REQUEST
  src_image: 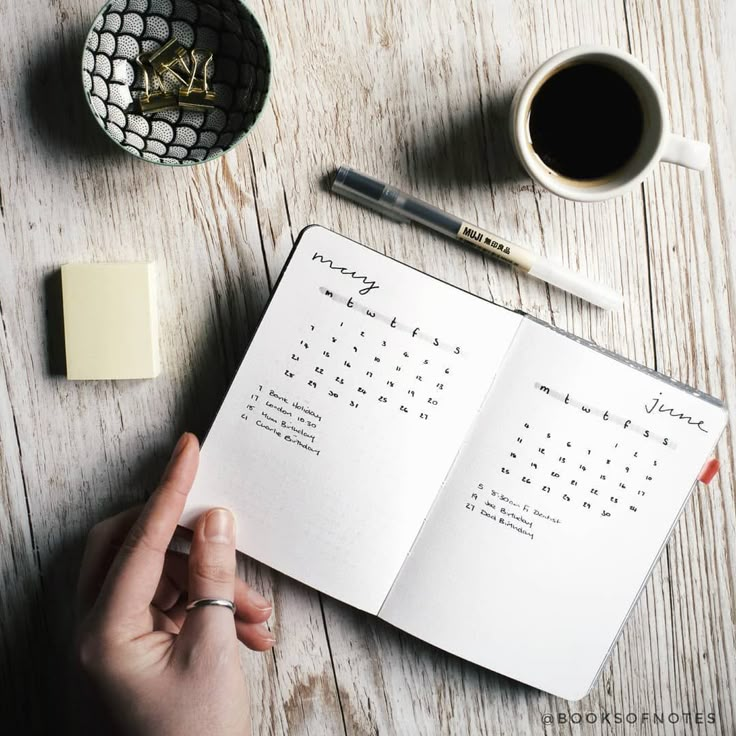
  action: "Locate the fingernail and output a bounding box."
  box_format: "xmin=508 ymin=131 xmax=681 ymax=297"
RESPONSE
xmin=247 ymin=588 xmax=272 ymax=611
xmin=260 ymin=623 xmax=276 ymax=643
xmin=204 ymin=508 xmax=235 ymax=543
xmin=172 ymin=433 xmax=190 ymax=458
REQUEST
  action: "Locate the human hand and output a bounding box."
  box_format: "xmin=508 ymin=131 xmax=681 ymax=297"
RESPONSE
xmin=76 ymin=433 xmax=274 ymax=736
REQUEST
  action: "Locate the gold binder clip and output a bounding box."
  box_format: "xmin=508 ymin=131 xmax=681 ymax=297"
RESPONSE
xmin=178 ymin=50 xmax=216 ymax=110
xmin=136 ymin=53 xmax=178 ymax=113
xmin=148 ymin=38 xmax=191 ymax=81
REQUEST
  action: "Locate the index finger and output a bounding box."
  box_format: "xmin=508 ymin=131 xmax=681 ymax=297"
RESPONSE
xmin=77 ymin=505 xmax=143 ymax=617
xmin=96 ymin=433 xmax=200 ymax=623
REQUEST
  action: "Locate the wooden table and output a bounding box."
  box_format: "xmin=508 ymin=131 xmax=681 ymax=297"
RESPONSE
xmin=2 ymin=1 xmax=734 ymax=733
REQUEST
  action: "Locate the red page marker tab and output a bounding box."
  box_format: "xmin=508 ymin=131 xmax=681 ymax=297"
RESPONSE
xmin=698 ymin=458 xmax=720 ymax=484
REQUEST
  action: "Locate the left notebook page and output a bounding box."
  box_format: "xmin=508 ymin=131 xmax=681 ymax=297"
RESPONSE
xmin=182 ymin=226 xmax=523 ymax=613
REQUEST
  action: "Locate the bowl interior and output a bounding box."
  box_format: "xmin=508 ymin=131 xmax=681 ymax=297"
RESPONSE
xmin=82 ymin=0 xmax=270 ymax=165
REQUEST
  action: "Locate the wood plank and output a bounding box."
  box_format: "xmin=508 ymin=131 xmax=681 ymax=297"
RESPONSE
xmin=0 ymin=0 xmax=344 ymax=732
xmin=0 ymin=299 xmax=47 ymax=732
xmin=622 ymin=1 xmax=736 ymax=733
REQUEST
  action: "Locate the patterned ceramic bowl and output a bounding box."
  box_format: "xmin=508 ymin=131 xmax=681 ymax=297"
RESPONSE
xmin=82 ymin=0 xmax=271 ymax=165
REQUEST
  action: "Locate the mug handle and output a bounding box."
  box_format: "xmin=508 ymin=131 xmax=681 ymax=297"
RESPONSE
xmin=661 ymin=133 xmax=710 ymax=171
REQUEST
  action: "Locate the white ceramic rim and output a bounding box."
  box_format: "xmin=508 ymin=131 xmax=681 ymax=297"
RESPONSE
xmin=510 ymin=45 xmax=670 ymax=202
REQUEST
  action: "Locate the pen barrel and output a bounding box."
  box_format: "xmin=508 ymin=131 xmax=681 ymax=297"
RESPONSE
xmin=331 ymin=166 xmax=622 ymax=310
xmin=456 ymin=222 xmax=535 ymax=271
xmin=457 ymin=223 xmax=621 ymax=310
xmin=393 ymin=192 xmax=465 ymax=237
xmin=528 ymin=258 xmax=622 ymax=310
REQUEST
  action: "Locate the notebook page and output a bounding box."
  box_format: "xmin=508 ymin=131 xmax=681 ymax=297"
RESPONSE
xmin=181 ymin=226 xmax=522 ymax=614
xmin=380 ymin=318 xmax=726 ymax=697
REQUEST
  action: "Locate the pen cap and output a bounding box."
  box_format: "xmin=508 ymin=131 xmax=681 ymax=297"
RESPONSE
xmin=332 ymin=166 xmax=411 ymax=223
xmin=528 ymin=258 xmax=623 ymax=310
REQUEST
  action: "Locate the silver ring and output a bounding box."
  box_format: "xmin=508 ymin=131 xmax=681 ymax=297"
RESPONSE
xmin=185 ymin=597 xmax=237 ymax=615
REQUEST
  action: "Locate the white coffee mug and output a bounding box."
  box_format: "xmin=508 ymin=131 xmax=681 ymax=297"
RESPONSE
xmin=510 ymin=45 xmax=709 ymax=202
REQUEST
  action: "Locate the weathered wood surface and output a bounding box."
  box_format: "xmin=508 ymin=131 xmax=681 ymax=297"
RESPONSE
xmin=1 ymin=0 xmax=734 ymax=733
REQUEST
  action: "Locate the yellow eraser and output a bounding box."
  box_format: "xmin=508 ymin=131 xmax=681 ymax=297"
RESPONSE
xmin=61 ymin=262 xmax=160 ymax=380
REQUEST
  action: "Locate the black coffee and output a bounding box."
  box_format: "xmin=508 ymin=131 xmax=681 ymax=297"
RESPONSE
xmin=528 ymin=62 xmax=644 ymax=180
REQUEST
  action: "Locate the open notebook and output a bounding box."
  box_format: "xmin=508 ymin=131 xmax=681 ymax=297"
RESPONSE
xmin=181 ymin=225 xmax=727 ymax=699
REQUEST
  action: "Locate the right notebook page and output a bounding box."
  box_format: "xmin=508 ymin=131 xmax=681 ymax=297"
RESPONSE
xmin=379 ymin=318 xmax=727 ymax=700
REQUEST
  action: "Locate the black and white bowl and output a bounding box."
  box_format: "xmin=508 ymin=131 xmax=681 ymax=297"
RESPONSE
xmin=82 ymin=0 xmax=271 ymax=165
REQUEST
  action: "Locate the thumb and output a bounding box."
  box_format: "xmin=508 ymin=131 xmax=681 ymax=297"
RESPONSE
xmin=179 ymin=508 xmax=238 ymax=649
